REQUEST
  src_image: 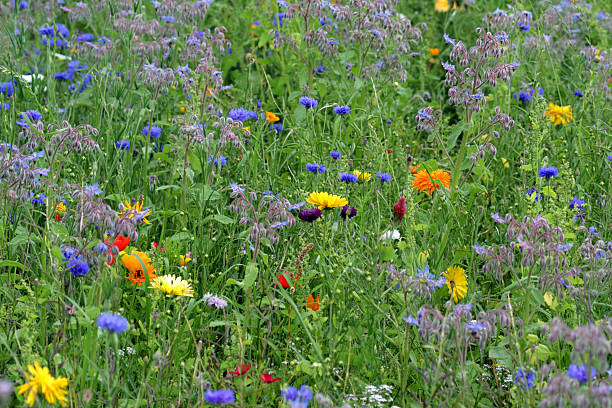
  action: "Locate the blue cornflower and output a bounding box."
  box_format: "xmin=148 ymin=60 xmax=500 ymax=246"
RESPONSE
xmin=270 ymin=123 xmax=283 ymax=133
xmin=29 ymin=192 xmax=46 ymax=205
xmin=514 ymin=91 xmax=532 ymax=103
xmin=67 ymin=258 xmax=89 ymax=276
xmin=569 ymin=197 xmax=584 ymax=209
xmin=282 ymin=385 xmax=312 ymax=408
xmin=19 ymin=0 xmax=29 ymax=9
xmin=298 ymin=96 xmax=318 ymax=109
xmin=574 ymin=90 xmax=583 ymax=98
xmin=83 ymin=182 xmax=103 ymax=197
xmin=538 ymin=166 xmax=558 ymax=178
xmin=273 ymin=11 xmax=285 ymax=27
xmin=514 ymin=367 xmax=536 ymax=390
xmin=518 ymin=22 xmax=530 ymax=31
xmin=96 ymin=313 xmax=129 ymax=333
xmin=376 ymin=172 xmax=391 ymax=183
xmin=607 ymin=155 xmax=612 ymax=161
xmin=330 ymin=151 xmax=341 ymax=160
xmin=16 ymin=110 xmax=42 ymax=127
xmin=228 ymin=108 xmax=252 ymax=122
xmin=116 ymin=140 xmax=131 ymax=150
xmin=205 ymin=389 xmax=235 ymax=405
xmin=527 ymin=187 xmax=541 ymax=202
xmin=333 ymin=105 xmax=351 ymax=115
xmin=306 ymin=163 xmax=320 ymax=173
xmin=77 ymin=33 xmax=95 ymax=42
xmin=567 ymin=364 xmax=596 ymax=384
xmin=0 ymin=80 xmax=14 ymax=97
xmin=142 ymin=125 xmax=162 ymax=138
xmin=208 ymin=155 xmax=227 ymax=167
xmin=312 ymin=65 xmax=326 ymax=74
xmin=339 ymin=173 xmax=358 ymax=183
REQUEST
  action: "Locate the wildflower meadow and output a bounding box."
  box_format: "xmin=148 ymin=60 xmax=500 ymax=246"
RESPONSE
xmin=1 ymin=0 xmax=612 ymax=406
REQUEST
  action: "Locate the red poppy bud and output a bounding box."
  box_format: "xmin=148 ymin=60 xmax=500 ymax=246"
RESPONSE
xmin=278 ymin=274 xmax=290 ymax=288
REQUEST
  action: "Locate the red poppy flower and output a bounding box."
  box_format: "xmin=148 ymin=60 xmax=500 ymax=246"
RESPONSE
xmin=112 ymin=235 xmax=130 ymax=251
xmin=386 ymin=149 xmax=392 ymax=154
xmin=229 ymin=364 xmax=251 ymax=376
xmin=152 ymin=241 xmax=165 ymax=252
xmin=260 ymin=373 xmax=281 ymax=383
xmin=278 ymin=274 xmax=290 ymax=288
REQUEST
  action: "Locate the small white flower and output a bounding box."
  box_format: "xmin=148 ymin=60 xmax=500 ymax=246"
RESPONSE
xmin=380 ymin=229 xmax=401 ymax=241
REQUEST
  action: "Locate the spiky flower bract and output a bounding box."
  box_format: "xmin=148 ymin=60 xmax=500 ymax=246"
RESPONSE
xmin=442 ymin=266 xmax=468 ymax=302
xmin=306 ymin=192 xmax=348 ymax=210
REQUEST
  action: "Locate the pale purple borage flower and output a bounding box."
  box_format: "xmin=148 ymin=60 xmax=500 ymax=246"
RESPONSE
xmin=538 ymin=317 xmax=612 ymax=408
xmin=386 ymin=264 xmax=445 ymax=299
xmin=229 ymin=184 xmax=298 ymax=245
xmin=271 ymin=0 xmax=426 ymax=83
xmin=202 ymin=293 xmax=228 ymax=310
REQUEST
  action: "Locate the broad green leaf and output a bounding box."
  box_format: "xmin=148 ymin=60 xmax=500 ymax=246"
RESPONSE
xmin=243 ymin=263 xmax=258 ymax=290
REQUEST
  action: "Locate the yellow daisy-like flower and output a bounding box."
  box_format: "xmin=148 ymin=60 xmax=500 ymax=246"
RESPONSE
xmin=544 ymin=103 xmax=573 ymax=125
xmin=306 ymin=192 xmax=348 ymax=210
xmin=119 ymin=197 xmax=151 ymax=225
xmin=352 ymin=170 xmax=372 ymax=182
xmin=442 ymin=266 xmax=468 ymax=302
xmin=55 ymin=202 xmax=66 ymax=217
xmin=17 ymin=362 xmax=69 ymax=407
xmin=150 ymin=274 xmax=194 ymax=297
xmin=435 ymin=0 xmax=450 ymax=12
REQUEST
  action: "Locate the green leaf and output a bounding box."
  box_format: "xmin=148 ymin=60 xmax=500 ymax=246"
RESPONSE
xmin=541 ymin=186 xmax=557 ymax=198
xmin=379 ymin=245 xmax=395 ymax=262
xmin=534 ymin=344 xmax=551 ymax=362
xmin=489 ymin=345 xmax=512 ymax=367
xmin=446 ymin=120 xmax=466 ymax=151
xmin=243 ymin=263 xmax=258 ymax=290
xmin=520 ymin=164 xmax=533 ymax=171
xmin=529 ymin=287 xmax=546 ymax=306
xmin=205 ymin=214 xmax=235 ymax=225
xmin=0 ymin=260 xmax=25 ymax=270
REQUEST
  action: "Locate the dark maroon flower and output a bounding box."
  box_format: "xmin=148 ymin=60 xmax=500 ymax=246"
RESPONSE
xmin=340 ymin=205 xmax=357 ymax=219
xmin=393 ymin=197 xmax=406 ymax=221
xmin=298 ymin=208 xmax=322 ymax=222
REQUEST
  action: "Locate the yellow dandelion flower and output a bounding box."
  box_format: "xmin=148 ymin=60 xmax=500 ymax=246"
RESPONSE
xmin=352 ymin=170 xmax=372 ymax=182
xmin=435 ymin=0 xmax=450 ymax=12
xmin=442 ymin=265 xmax=468 ymax=302
xmin=150 ymin=274 xmax=194 ymax=297
xmin=17 ymin=362 xmax=69 ymax=407
xmin=306 ymin=192 xmax=348 ymax=210
xmin=544 ymin=103 xmax=573 ymax=125
xmin=119 ymin=197 xmax=151 ymax=225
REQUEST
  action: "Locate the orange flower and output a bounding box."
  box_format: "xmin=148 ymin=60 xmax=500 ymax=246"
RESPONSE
xmin=429 ymin=48 xmax=440 ymax=56
xmin=306 ymin=295 xmax=320 ymax=311
xmin=409 ymin=164 xmax=421 ymax=175
xmin=412 ymin=169 xmax=451 ymax=195
xmin=121 ymin=251 xmax=157 ymax=285
xmin=265 ymin=111 xmax=280 ymax=122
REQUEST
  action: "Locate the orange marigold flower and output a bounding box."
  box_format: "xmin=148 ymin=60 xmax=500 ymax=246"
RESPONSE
xmin=121 ymin=251 xmax=157 ymax=286
xmin=409 ymin=164 xmax=421 ymax=175
xmin=265 ymin=111 xmax=280 ymax=123
xmin=306 ymin=294 xmax=320 ymax=311
xmin=429 ymin=48 xmax=440 ymax=56
xmin=412 ymin=169 xmax=451 ymax=195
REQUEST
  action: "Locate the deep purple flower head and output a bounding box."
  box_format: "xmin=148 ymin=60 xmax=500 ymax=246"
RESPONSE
xmin=298 ymin=96 xmax=318 ymax=109
xmin=574 ymin=90 xmax=583 ymax=98
xmin=116 ymin=140 xmax=130 ymax=150
xmin=298 ymin=208 xmax=322 ymax=223
xmin=142 ymin=125 xmax=162 ymax=138
xmin=567 ymin=364 xmax=596 ymax=384
xmin=333 ymin=105 xmax=351 ymax=115
xmin=96 ymin=313 xmax=129 ymax=333
xmin=204 ymin=389 xmax=235 ymax=405
xmin=538 ymin=166 xmax=558 ymax=178
xmin=340 ymin=205 xmax=357 ymax=219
